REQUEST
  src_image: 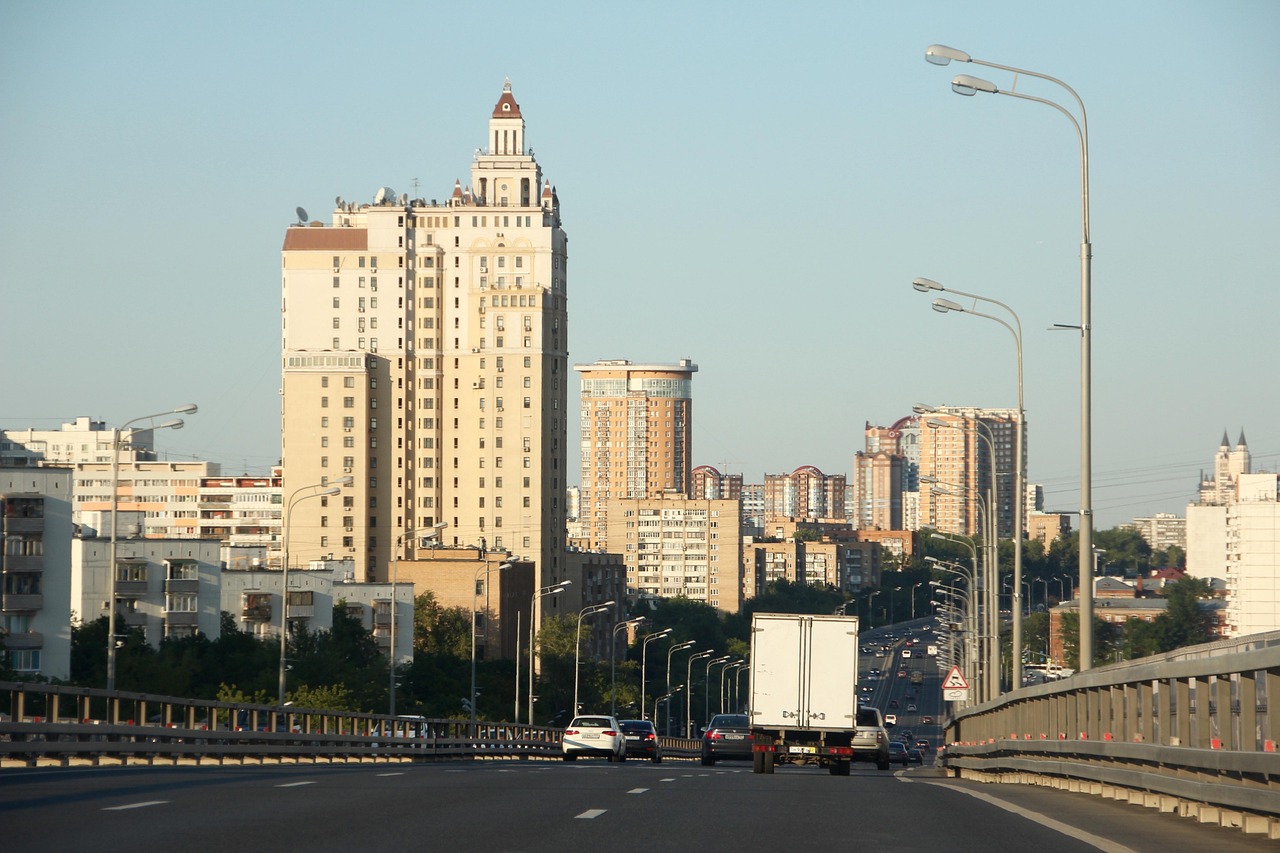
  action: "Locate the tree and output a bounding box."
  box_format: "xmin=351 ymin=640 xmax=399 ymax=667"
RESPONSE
xmin=413 ymin=591 xmax=470 ymax=657
xmin=1151 ymin=578 xmax=1215 ymax=651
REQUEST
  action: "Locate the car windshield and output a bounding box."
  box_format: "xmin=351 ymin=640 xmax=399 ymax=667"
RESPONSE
xmin=709 ymin=715 xmax=748 ymax=728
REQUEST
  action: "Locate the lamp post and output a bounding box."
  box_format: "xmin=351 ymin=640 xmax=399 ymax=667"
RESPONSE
xmin=914 ymin=277 xmax=1025 ymax=688
xmin=910 ymin=582 xmax=924 ymax=621
xmin=734 ymin=662 xmax=749 ymax=712
xmin=639 ymin=628 xmax=671 ymax=721
xmin=665 ymin=640 xmax=696 ymax=735
xmin=279 ymin=475 xmax=350 ymax=705
xmin=654 ymin=686 xmax=682 ymax=731
xmin=686 ymin=649 xmax=715 ymax=736
xmin=105 ymin=405 xmax=197 ymax=692
xmin=526 ymin=580 xmax=570 ymax=724
xmin=925 ymin=43 xmax=1092 ymax=671
xmin=705 ymin=656 xmax=733 ymax=727
xmin=930 ymin=533 xmax=983 ymax=702
xmin=391 ymin=522 xmax=447 ymax=717
xmin=572 ymin=601 xmax=615 ymax=716
xmin=868 ymin=590 xmax=881 ymax=626
xmin=610 ymin=617 xmax=644 ymax=717
xmin=722 ymin=661 xmax=746 ymax=714
xmin=471 ymin=561 xmax=513 ymax=729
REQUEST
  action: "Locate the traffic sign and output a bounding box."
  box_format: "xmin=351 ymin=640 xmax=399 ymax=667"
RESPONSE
xmin=941 ymin=666 xmax=969 ymax=690
xmin=943 ymin=688 xmax=970 ymax=702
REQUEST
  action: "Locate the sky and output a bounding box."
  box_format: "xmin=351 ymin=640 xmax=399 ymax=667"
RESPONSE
xmin=3 ymin=1 xmax=1277 ymax=531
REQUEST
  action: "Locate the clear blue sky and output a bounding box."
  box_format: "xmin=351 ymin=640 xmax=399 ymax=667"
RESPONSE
xmin=3 ymin=1 xmax=1277 ymax=530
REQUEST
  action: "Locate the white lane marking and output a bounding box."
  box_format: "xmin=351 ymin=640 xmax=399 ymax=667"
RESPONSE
xmin=627 ymin=787 xmax=649 ymax=794
xmin=575 ymin=809 xmax=607 ymax=819
xmin=275 ymin=781 xmax=315 ymax=788
xmin=103 ymin=800 xmax=168 ymax=811
xmin=900 ymin=777 xmax=1139 ymax=853
xmin=376 ymin=772 xmax=404 ymax=777
xmin=660 ymin=778 xmax=677 ymax=782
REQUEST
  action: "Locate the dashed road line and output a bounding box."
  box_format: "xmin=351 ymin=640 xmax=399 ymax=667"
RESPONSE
xmin=103 ymin=801 xmax=168 ymax=811
xmin=275 ymin=781 xmax=315 ymax=788
xmin=376 ymin=772 xmax=405 ymax=777
xmin=575 ymin=809 xmax=608 ymax=819
xmin=627 ymin=787 xmax=649 ymax=794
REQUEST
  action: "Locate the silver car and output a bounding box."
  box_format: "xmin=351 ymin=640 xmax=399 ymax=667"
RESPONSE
xmin=562 ymin=715 xmax=627 ymax=762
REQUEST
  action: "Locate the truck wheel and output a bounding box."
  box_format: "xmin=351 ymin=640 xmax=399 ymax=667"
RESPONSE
xmin=829 ymin=760 xmax=850 ymax=776
xmin=752 ymin=752 xmax=764 ymax=774
xmin=762 ymin=751 xmax=775 ymax=775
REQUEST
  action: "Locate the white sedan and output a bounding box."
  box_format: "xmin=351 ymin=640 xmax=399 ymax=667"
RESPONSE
xmin=562 ymin=715 xmax=627 ymax=762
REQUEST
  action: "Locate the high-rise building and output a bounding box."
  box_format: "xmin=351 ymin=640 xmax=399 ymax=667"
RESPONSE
xmin=280 ymin=82 xmax=569 ymax=593
xmin=852 ymin=417 xmax=919 ymax=531
xmin=916 ymin=407 xmax=1020 ymax=540
xmin=762 ymin=466 xmax=846 ymax=531
xmin=575 ymin=358 xmax=697 ymax=550
xmin=1199 ymin=430 xmax=1251 ymax=505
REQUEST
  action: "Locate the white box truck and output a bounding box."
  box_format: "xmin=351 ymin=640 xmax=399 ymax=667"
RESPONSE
xmin=748 ymin=612 xmax=864 ymax=775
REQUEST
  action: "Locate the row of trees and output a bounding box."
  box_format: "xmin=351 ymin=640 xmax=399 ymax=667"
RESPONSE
xmin=30 ymin=525 xmax=1210 ymax=720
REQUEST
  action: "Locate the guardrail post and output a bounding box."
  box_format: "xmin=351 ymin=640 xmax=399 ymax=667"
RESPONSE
xmin=1214 ymin=676 xmax=1232 ymax=750
xmin=1175 ymin=678 xmax=1191 ymax=746
xmin=1139 ymin=680 xmax=1154 ymax=743
xmin=1266 ymin=670 xmax=1280 ymax=749
xmin=1195 ymin=675 xmax=1212 ymax=749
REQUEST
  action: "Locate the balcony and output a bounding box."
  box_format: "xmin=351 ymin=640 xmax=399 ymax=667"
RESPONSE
xmin=3 ymin=555 xmax=43 ymax=573
xmin=115 ymin=580 xmax=149 ymax=596
xmin=165 ymin=578 xmax=199 ymax=594
xmin=242 ymin=604 xmax=272 ymax=621
xmin=3 ymin=631 xmax=43 ymax=650
xmin=1 ymin=593 xmax=42 ymax=611
xmin=122 ymin=611 xmax=147 ymax=627
xmin=166 ymin=611 xmax=198 ymax=627
xmin=2 ymin=516 xmax=44 ymax=534
xmin=287 ymin=604 xmax=314 ymax=619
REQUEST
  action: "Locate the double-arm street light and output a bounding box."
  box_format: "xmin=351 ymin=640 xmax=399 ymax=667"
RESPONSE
xmin=925 ymin=43 xmax=1093 ymax=670
xmin=279 ymin=475 xmax=352 ymax=705
xmin=106 ymin=405 xmax=197 ymax=692
xmin=639 ymin=628 xmax=672 ymax=721
xmin=572 ymin=601 xmax=615 ymax=717
xmin=722 ymin=661 xmax=747 ymax=714
xmin=914 ymin=277 xmax=1026 ymax=688
xmin=686 ymin=649 xmax=715 ymax=736
xmin=526 ymin=580 xmax=571 ymax=724
xmin=654 ymin=685 xmax=683 ymax=732
xmin=706 ymin=656 xmax=735 ymax=728
xmin=392 ymin=522 xmax=447 ymax=717
xmin=665 ymin=640 xmax=697 ymax=735
xmin=471 ymin=560 xmax=513 ymax=729
xmin=610 ymin=617 xmax=645 ymax=717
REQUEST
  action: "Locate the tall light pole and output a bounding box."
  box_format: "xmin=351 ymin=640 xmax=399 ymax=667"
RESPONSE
xmin=930 ymin=533 xmax=983 ymax=702
xmin=391 ymin=521 xmax=447 ymax=717
xmin=734 ymin=662 xmax=749 ymax=712
xmin=722 ymin=661 xmax=746 ymax=714
xmin=471 ymin=561 xmax=512 ymax=729
xmin=664 ymin=640 xmax=696 ymax=735
xmin=910 ymin=582 xmax=924 ymax=621
xmin=105 ymin=405 xmax=196 ymax=692
xmin=654 ymin=686 xmax=682 ymax=731
xmin=914 ymin=278 xmax=1026 ymax=688
xmin=526 ymin=580 xmax=570 ymax=724
xmin=610 ymin=617 xmax=644 ymax=717
xmin=639 ymin=628 xmax=672 ymax=721
xmin=573 ymin=601 xmax=615 ymax=716
xmin=925 ymin=43 xmax=1092 ymax=670
xmin=686 ymin=649 xmax=715 ymax=736
xmin=279 ymin=476 xmax=350 ymax=705
xmin=706 ymin=656 xmax=734 ymax=726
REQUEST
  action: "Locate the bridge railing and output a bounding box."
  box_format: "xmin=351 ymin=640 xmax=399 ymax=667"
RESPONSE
xmin=942 ymin=631 xmax=1280 ymax=835
xmin=0 ymin=680 xmax=701 ymax=767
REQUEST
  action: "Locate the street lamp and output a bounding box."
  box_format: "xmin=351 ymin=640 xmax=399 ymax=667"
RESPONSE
xmin=665 ymin=640 xmax=696 ymax=735
xmin=526 ymin=580 xmax=570 ymax=724
xmin=930 ymin=532 xmax=984 ymax=702
xmin=654 ymin=685 xmax=683 ymax=731
xmin=105 ymin=405 xmax=197 ymax=692
xmin=471 ymin=561 xmax=513 ymax=729
xmin=910 ymin=582 xmax=924 ymax=621
xmin=925 ymin=43 xmax=1093 ymax=670
xmin=734 ymin=662 xmax=749 ymax=712
xmin=572 ymin=601 xmax=615 ymax=716
xmin=610 ymin=617 xmax=645 ymax=717
xmin=639 ymin=628 xmax=672 ymax=721
xmin=722 ymin=661 xmax=746 ymax=714
xmin=279 ymin=475 xmax=351 ymax=705
xmin=391 ymin=521 xmax=447 ymax=717
xmin=914 ymin=277 xmax=1025 ymax=688
xmin=706 ymin=656 xmax=734 ymax=728
xmin=686 ymin=649 xmax=715 ymax=736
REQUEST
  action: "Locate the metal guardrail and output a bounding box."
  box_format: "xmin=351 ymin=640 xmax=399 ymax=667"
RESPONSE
xmin=0 ymin=681 xmax=701 ymax=767
xmin=941 ymin=631 xmax=1280 ymax=837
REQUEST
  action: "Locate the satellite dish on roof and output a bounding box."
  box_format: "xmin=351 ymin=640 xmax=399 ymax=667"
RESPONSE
xmin=398 ymin=193 xmax=408 ymax=205
xmin=373 ymin=186 xmax=395 ymax=205
xmin=296 ymin=206 xmax=308 ymax=223
xmin=335 ymin=195 xmax=344 ymax=208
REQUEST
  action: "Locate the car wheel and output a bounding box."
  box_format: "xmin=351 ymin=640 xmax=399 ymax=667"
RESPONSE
xmin=701 ymin=754 xmax=715 ymax=766
xmin=563 ymin=754 xmax=576 ymax=762
xmin=877 ymin=757 xmax=890 ymax=771
xmin=618 ymin=749 xmax=626 ymax=762
xmin=607 ymin=750 xmax=617 ymax=763
xmin=652 ymin=755 xmax=662 ymax=764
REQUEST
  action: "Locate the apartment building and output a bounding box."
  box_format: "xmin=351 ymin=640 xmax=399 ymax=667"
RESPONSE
xmin=762 ymin=466 xmax=846 ymax=531
xmin=741 ymin=536 xmax=881 ymax=600
xmin=916 ymin=406 xmax=1020 ymax=540
xmin=74 ymin=461 xmax=219 ymax=539
xmin=198 ymin=470 xmax=282 ymax=552
xmin=601 ymin=494 xmax=742 ymax=613
xmin=575 ymin=358 xmax=697 ymax=550
xmin=1 ymin=417 xmax=163 ymax=467
xmin=280 ymin=82 xmax=569 ymax=607
xmin=1 ymin=468 xmax=73 ymax=680
xmin=1123 ymin=512 xmax=1187 ymax=552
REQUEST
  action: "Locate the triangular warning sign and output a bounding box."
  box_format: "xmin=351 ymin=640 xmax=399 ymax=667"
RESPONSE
xmin=942 ymin=666 xmax=969 ymax=690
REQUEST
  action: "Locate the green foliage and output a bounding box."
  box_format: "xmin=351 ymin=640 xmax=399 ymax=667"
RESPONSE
xmin=413 ymin=591 xmax=471 ymax=657
xmin=288 ymin=682 xmax=357 ymax=712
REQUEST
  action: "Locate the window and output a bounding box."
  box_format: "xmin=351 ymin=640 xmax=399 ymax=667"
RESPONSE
xmin=166 ymin=593 xmax=197 ymax=613
xmin=344 ymin=397 xmax=355 ymax=408
xmin=333 ymin=317 xmax=341 ymax=329
xmin=344 ymin=376 xmax=355 ymax=388
xmin=320 ymin=397 xmax=329 ymax=408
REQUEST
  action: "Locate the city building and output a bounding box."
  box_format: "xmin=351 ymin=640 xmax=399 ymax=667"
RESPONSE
xmin=739 ymin=483 xmax=764 ymax=537
xmin=575 ymin=358 xmax=697 ymax=550
xmin=1 ymin=468 xmax=73 ymax=680
xmin=1 ymin=417 xmax=164 ymax=468
xmin=74 ymin=461 xmax=219 ymax=539
xmin=279 ymin=82 xmax=570 ymax=622
xmin=916 ymin=406 xmax=1020 ymax=540
xmin=198 ymin=470 xmax=283 ymax=553
xmin=741 ymin=534 xmax=881 ymax=600
xmin=762 ymin=466 xmax=846 ymax=530
xmin=600 ymin=494 xmax=742 ymax=612
xmin=690 ymin=465 xmax=742 ymax=501
xmin=1199 ymin=430 xmax=1250 ymax=505
xmin=1124 ymin=512 xmax=1187 ymax=552
xmin=852 ymin=417 xmax=918 ymax=531
xmin=1027 ymin=511 xmax=1072 ymax=544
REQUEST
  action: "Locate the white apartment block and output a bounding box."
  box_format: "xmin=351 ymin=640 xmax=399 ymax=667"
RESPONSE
xmin=198 ymin=471 xmax=282 ymax=553
xmin=602 ymin=495 xmax=742 ymax=612
xmin=280 ymin=82 xmax=569 ymax=609
xmin=1124 ymin=512 xmax=1187 ymax=552
xmin=71 ymin=533 xmax=222 ymax=645
xmin=1 ymin=417 xmax=163 ymax=467
xmin=1 ymin=468 xmax=73 ymax=680
xmin=74 ymin=461 xmax=220 ymax=540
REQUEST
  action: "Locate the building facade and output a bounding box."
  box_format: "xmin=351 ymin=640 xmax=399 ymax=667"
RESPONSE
xmin=762 ymin=466 xmax=846 ymax=530
xmin=280 ymin=82 xmax=570 ymax=611
xmin=575 ymin=358 xmax=697 ymax=550
xmin=916 ymin=407 xmax=1020 ymax=540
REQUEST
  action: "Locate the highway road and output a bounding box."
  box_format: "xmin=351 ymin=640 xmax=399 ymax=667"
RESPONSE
xmin=2 ymin=758 xmax=1273 ymax=852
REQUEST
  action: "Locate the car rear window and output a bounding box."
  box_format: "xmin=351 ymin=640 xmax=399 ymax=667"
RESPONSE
xmin=620 ymin=721 xmax=652 ymax=733
xmin=571 ymin=717 xmax=609 ymax=728
xmin=710 ymin=715 xmax=748 ymax=727
xmin=856 ymin=708 xmax=882 ymax=726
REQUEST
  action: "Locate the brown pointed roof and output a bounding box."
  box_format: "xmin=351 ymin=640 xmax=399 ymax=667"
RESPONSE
xmin=492 ymin=80 xmax=521 ymax=118
xmin=451 ymin=180 xmax=463 ymax=200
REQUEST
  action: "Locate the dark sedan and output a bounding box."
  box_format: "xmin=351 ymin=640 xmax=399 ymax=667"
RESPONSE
xmin=701 ymin=713 xmax=753 ymax=765
xmin=619 ymin=719 xmax=663 ymax=763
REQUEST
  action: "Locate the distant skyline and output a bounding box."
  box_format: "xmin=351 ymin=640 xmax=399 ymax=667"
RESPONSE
xmin=3 ymin=1 xmax=1277 ymax=530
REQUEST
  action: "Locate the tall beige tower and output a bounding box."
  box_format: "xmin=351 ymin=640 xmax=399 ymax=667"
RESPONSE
xmin=575 ymin=359 xmax=697 ymax=550
xmin=281 ymin=81 xmax=569 ymax=591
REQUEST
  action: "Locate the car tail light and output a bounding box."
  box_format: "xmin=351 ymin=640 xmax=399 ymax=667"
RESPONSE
xmin=707 ymin=731 xmax=722 ymax=740
xmin=565 ymin=729 xmax=579 ymax=736
xmin=829 ymin=747 xmax=852 ymax=756
xmin=603 ymin=730 xmax=618 ymax=737
xmin=645 ymin=733 xmax=656 ymax=741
